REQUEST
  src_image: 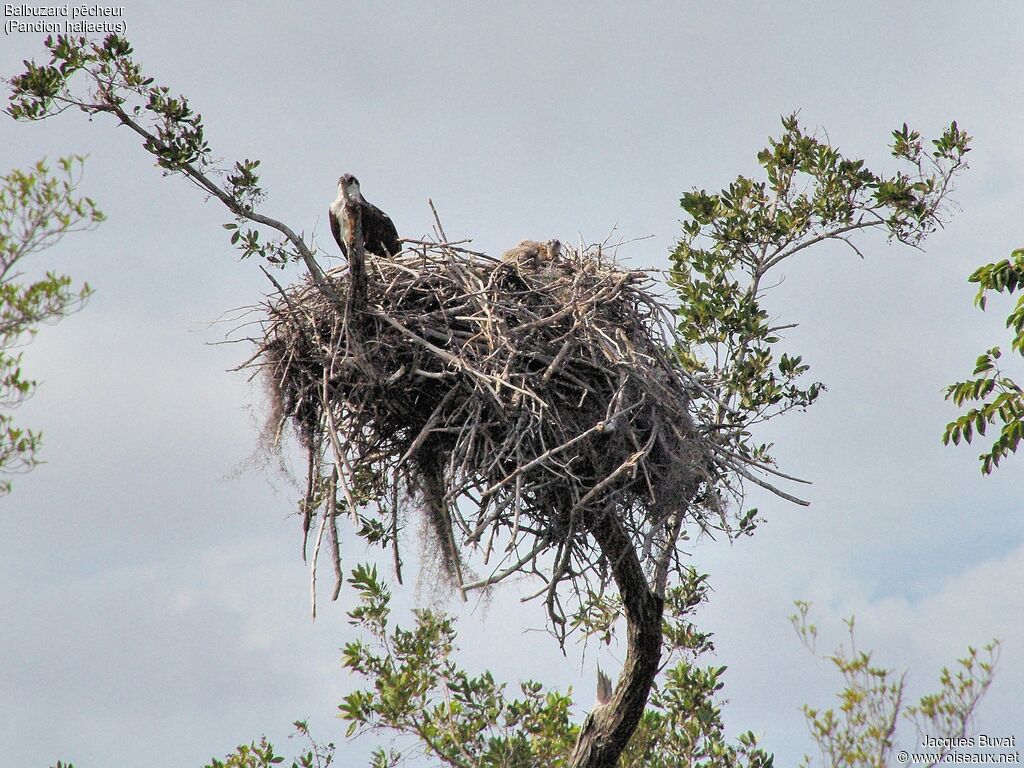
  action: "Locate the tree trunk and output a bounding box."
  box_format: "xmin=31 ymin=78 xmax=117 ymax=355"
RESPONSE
xmin=569 ymin=505 xmax=664 ymax=768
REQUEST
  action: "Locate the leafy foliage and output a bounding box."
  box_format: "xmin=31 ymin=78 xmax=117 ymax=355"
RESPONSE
xmin=339 ymin=563 xmax=578 ymax=767
xmin=203 ymin=722 xmax=334 ymax=768
xmin=228 ymin=578 xmax=997 ymax=768
xmin=337 ymin=563 xmax=772 ymax=768
xmin=0 ymin=156 xmax=102 ymax=494
xmin=46 ymin=589 xmax=1000 ymax=768
xmin=8 ymin=34 xmax=315 ymax=270
xmin=943 ymin=249 xmax=1024 ymax=473
xmin=792 ymin=602 xmax=998 ymax=768
xmin=673 ymin=114 xmax=970 ymax=511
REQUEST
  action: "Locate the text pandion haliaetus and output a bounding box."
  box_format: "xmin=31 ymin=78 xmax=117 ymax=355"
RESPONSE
xmin=329 ymin=174 xmax=401 ymax=258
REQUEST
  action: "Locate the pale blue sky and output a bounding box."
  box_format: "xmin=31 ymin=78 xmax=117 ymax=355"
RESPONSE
xmin=1 ymin=2 xmax=1022 ymax=766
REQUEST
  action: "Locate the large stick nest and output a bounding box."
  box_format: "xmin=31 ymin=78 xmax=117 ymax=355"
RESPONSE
xmin=252 ymin=238 xmax=725 ymax=626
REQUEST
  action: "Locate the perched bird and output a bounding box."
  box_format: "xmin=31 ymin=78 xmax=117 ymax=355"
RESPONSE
xmin=329 ymin=173 xmax=401 ymax=258
xmin=546 ymin=239 xmax=562 ymax=261
xmin=500 ymin=238 xmax=561 ymax=269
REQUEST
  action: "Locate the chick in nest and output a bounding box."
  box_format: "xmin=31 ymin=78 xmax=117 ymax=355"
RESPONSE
xmin=500 ymin=239 xmax=562 ymax=269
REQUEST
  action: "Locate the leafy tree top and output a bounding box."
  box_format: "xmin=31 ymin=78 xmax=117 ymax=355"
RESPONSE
xmin=0 ymin=156 xmax=102 ymax=493
xmin=8 ymin=34 xmax=329 ymax=284
xmin=672 ymin=113 xmax=969 ymax=510
xmin=943 ymin=248 xmax=1023 ymax=473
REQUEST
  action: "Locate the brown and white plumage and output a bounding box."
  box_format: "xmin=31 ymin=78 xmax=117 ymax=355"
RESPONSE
xmin=329 ymin=174 xmax=401 ymax=258
xmin=500 ymin=238 xmax=561 ymax=269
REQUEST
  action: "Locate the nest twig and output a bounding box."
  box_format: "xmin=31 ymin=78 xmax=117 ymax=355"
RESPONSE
xmin=249 ymin=236 xmax=728 ymax=630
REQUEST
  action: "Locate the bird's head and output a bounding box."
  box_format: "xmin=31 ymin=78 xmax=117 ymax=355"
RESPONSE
xmin=337 ymin=173 xmax=362 ymax=200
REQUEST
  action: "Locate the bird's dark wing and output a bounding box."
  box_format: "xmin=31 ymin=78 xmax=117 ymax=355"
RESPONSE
xmin=329 ymin=208 xmax=347 ymax=256
xmin=379 ymin=212 xmax=401 ymax=256
xmin=363 ymin=201 xmax=401 ymax=256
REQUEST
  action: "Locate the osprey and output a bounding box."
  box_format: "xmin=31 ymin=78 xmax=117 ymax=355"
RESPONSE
xmin=329 ymin=174 xmax=401 ymax=258
xmin=500 ymin=239 xmax=561 ymax=269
